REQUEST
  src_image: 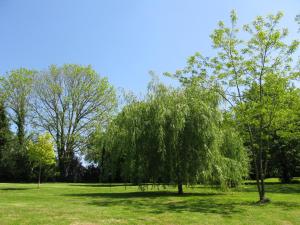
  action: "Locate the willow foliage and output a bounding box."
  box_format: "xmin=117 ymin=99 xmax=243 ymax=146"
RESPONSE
xmin=100 ymin=79 xmax=248 ymax=193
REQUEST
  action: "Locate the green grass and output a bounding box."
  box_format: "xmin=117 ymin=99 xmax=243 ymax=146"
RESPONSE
xmin=0 ymin=179 xmax=299 ymax=225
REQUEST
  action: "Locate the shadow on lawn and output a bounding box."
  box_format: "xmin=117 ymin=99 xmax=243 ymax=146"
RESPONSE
xmin=0 ymin=187 xmax=32 ymax=191
xmin=69 ymin=184 xmax=132 ymax=188
xmin=90 ymin=198 xmax=246 ymax=215
xmin=64 ymin=191 xmax=247 ymax=216
xmin=243 ymin=183 xmax=300 ymax=194
xmin=64 ymin=187 xmax=300 ymax=215
xmin=272 ymin=201 xmax=300 ymax=209
xmin=66 ymin=191 xmax=222 ymax=198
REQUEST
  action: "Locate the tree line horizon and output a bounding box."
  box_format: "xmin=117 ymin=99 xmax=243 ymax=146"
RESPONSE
xmin=1 ymin=11 xmax=300 ymax=203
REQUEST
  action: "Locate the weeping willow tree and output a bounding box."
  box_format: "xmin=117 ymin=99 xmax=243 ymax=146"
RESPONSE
xmin=161 ymin=81 xmax=222 ymax=194
xmin=89 ymin=78 xmax=248 ymax=194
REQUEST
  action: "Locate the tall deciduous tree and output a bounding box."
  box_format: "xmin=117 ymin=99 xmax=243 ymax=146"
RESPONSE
xmin=31 ymin=64 xmax=116 ymax=180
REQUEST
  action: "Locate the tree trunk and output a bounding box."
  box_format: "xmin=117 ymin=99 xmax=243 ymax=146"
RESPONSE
xmin=100 ymin=147 xmax=106 ymax=182
xmin=58 ymin=150 xmax=71 ymax=181
xmin=38 ymin=163 xmax=41 ymax=189
xmin=256 ymin=67 xmax=269 ymax=204
xmin=280 ymin=148 xmax=292 ymax=183
xmin=254 ymin=154 xmax=261 ymax=197
xmin=58 ymin=156 xmax=66 ymax=180
xmin=258 ymin=141 xmax=266 ymax=202
xmin=16 ymin=113 xmax=25 ymax=148
xmin=178 ymin=180 xmax=183 ymax=195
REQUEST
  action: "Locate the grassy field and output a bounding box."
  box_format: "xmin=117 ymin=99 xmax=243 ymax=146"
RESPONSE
xmin=0 ymin=179 xmax=299 ymax=225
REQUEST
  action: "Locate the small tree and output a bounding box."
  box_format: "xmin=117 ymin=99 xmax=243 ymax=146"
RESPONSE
xmin=28 ymin=133 xmax=55 ymax=188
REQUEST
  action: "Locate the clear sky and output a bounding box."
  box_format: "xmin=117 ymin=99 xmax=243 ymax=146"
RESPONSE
xmin=0 ymin=0 xmax=299 ymax=94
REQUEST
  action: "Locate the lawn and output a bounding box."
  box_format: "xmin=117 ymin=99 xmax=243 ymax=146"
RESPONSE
xmin=0 ymin=179 xmax=299 ymax=225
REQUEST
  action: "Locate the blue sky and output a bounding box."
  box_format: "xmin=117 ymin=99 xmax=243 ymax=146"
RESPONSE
xmin=0 ymin=0 xmax=299 ymax=94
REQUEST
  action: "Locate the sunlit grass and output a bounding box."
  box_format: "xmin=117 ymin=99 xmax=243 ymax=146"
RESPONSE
xmin=0 ymin=179 xmax=299 ymax=225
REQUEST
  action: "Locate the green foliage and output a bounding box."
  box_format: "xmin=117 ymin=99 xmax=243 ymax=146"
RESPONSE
xmin=217 ymin=120 xmax=249 ymax=188
xmin=0 ymin=100 xmax=15 ymax=180
xmin=93 ymin=78 xmax=248 ymax=193
xmin=1 ymin=68 xmax=34 ymax=146
xmin=28 ymin=133 xmax=55 ymax=167
xmin=31 ymin=64 xmax=117 ymax=180
xmin=167 ymin=10 xmax=300 ymax=201
xmin=28 ymin=133 xmax=55 ymax=186
xmin=0 ymin=69 xmax=35 ymax=180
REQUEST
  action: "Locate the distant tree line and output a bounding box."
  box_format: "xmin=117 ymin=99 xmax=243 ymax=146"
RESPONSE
xmin=0 ymin=11 xmax=300 ymax=202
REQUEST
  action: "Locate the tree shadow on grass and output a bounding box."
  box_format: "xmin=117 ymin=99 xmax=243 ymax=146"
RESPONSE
xmin=69 ymin=184 xmax=132 ymax=188
xmin=243 ymin=183 xmax=300 ymax=194
xmin=89 ymin=198 xmax=246 ymax=215
xmin=244 ymin=179 xmax=300 ymax=185
xmin=271 ymin=201 xmax=300 ymax=210
xmin=0 ymin=187 xmax=32 ymax=191
xmin=64 ymin=191 xmax=247 ymax=216
xmin=69 ymin=184 xmax=208 ymax=189
xmin=65 ymin=191 xmax=223 ymax=198
xmin=64 ymin=189 xmax=300 ymax=215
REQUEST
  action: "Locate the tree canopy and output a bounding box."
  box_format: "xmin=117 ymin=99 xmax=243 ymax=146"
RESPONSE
xmin=87 ymin=79 xmax=249 ymax=194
